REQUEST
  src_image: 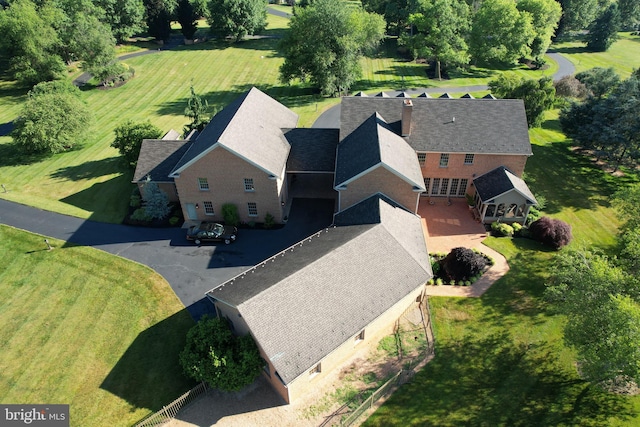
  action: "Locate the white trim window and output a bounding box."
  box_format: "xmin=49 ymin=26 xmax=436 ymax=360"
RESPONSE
xmin=197 ymin=177 xmax=209 ymax=190
xmin=458 ymin=179 xmax=468 ymax=196
xmin=417 ymin=152 xmax=426 ymax=166
xmin=464 ymin=154 xmax=474 ymax=165
xmin=439 ymin=153 xmax=449 ymax=167
xmin=309 ymin=363 xmax=321 ymax=377
xmin=203 ymin=201 xmax=214 ymax=215
xmin=247 ymin=202 xmax=258 ymax=217
xmin=354 ymin=330 xmax=365 ymax=343
xmin=244 ymin=178 xmax=255 ymax=192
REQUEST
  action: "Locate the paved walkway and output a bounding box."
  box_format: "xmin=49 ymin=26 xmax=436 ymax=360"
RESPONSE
xmin=418 ymin=198 xmax=510 ymax=297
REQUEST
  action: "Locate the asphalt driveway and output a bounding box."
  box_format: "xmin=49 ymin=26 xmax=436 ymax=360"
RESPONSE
xmin=0 ymin=198 xmax=334 ymax=318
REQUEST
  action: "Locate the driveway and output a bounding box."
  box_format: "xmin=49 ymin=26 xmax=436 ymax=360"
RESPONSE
xmin=0 ymin=198 xmax=334 ymax=318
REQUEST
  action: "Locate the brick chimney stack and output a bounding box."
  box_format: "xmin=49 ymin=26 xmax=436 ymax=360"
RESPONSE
xmin=401 ymin=99 xmax=413 ymax=136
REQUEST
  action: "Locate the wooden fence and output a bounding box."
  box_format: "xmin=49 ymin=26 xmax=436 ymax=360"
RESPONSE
xmin=134 ymin=382 xmax=209 ymax=427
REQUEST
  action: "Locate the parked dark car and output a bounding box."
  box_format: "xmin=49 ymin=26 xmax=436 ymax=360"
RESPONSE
xmin=186 ymin=222 xmax=238 ymax=245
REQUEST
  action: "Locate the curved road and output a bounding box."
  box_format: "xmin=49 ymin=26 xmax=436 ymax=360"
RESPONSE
xmin=313 ymin=51 xmax=576 ymax=129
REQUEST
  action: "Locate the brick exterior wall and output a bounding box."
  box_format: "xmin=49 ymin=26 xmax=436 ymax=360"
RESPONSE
xmin=338 ymin=166 xmax=421 ymax=214
xmin=174 ymin=146 xmax=285 ymax=224
xmin=418 ymin=153 xmax=528 ymax=197
xmin=137 ymin=182 xmax=179 ymax=203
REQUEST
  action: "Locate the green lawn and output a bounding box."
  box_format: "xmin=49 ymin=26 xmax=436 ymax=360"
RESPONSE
xmin=553 ymin=32 xmax=640 ymax=78
xmin=363 ymin=116 xmax=640 ymax=426
xmin=0 ymin=225 xmax=195 ymax=426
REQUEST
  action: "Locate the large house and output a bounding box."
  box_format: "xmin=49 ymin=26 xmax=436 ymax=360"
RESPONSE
xmin=134 ymin=87 xmax=536 ymax=403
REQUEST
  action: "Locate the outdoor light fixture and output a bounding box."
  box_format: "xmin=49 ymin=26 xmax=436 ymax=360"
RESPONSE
xmin=195 ymin=203 xmax=199 ymax=209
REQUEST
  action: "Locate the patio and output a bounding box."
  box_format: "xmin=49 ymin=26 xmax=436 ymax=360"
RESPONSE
xmin=418 ymin=198 xmax=509 ymax=297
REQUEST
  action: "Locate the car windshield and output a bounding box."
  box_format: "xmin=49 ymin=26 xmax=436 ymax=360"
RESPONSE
xmin=213 ymin=223 xmax=224 ymax=235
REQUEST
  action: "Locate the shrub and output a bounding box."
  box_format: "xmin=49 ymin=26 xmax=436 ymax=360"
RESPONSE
xmin=491 ymin=221 xmax=514 ymax=237
xmin=169 ymin=216 xmax=180 ymax=225
xmin=222 ymin=203 xmax=240 ymax=226
xmin=430 ymin=258 xmax=441 ymax=276
xmin=141 ymin=178 xmax=171 ymax=220
xmin=464 ymin=281 xmax=471 ymax=286
xmin=131 ymin=208 xmax=151 ymax=222
xmin=112 ymin=121 xmax=162 ymax=167
xmin=263 ymin=212 xmax=275 ymax=229
xmin=130 ymin=193 xmax=141 ymax=208
xmin=441 ymin=247 xmax=489 ymax=282
xmin=436 ymin=278 xmax=444 ymax=286
xmin=529 ymin=216 xmax=573 ymax=249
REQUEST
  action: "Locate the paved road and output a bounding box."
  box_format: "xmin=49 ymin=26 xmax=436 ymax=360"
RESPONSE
xmin=0 ymin=198 xmax=334 ymax=318
xmin=313 ymin=55 xmax=576 ymax=129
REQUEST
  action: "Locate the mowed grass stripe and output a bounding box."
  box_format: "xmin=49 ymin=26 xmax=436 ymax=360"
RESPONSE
xmin=0 ymin=226 xmax=194 ymax=425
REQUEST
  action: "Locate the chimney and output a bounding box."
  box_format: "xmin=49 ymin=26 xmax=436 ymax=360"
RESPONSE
xmin=401 ymin=99 xmax=413 ymax=136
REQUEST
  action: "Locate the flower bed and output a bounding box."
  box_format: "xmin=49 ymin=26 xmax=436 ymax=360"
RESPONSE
xmin=427 ymin=247 xmax=494 ymax=286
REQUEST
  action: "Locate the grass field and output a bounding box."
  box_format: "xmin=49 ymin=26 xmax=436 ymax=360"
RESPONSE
xmin=362 ymin=116 xmax=640 ymax=425
xmin=0 ymin=225 xmax=195 ymax=426
xmin=0 ymin=14 xmax=567 ymax=223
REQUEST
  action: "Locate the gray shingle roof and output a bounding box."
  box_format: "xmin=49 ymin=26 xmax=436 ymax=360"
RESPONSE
xmin=285 ymin=128 xmax=339 ymax=173
xmin=133 ymin=140 xmax=191 ymax=183
xmin=334 ymin=113 xmax=425 ymax=190
xmin=207 ymin=196 xmax=431 ymax=384
xmin=473 ymin=166 xmax=537 ymax=204
xmin=339 ymin=97 xmax=532 ymax=156
xmin=170 ymin=87 xmax=298 ymax=177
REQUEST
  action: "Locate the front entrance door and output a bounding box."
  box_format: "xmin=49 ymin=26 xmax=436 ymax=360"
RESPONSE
xmin=186 ymin=203 xmax=198 ymax=220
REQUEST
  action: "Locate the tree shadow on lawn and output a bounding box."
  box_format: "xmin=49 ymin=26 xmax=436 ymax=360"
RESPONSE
xmin=479 ymin=240 xmax=555 ymax=323
xmin=366 ymin=333 xmax=637 ymax=426
xmin=50 ymin=157 xmax=125 ymax=181
xmin=0 ymin=141 xmax=50 ymax=166
xmin=60 ymin=173 xmax=132 ymax=223
xmin=170 ymin=37 xmax=282 ymax=55
xmin=526 ymin=142 xmax=622 ymax=214
xmin=100 ymin=309 xmax=196 ymax=414
xmin=0 ymin=121 xmax=14 ymax=136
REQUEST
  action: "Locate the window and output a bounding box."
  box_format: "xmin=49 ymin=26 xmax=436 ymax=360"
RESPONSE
xmin=197 ymin=177 xmax=209 ymax=190
xmin=439 ymin=153 xmax=449 ymax=167
xmin=309 ymin=363 xmax=321 ymax=377
xmin=458 ymin=179 xmax=468 ymax=196
xmin=203 ymin=201 xmax=214 ymax=215
xmin=431 ymin=178 xmax=440 ymax=196
xmin=247 ymin=202 xmax=258 ymax=217
xmin=417 ymin=152 xmax=426 ymax=166
xmin=354 ymin=330 xmax=365 ymax=343
xmin=464 ymin=154 xmax=474 ymax=165
xmin=450 ymin=178 xmax=459 ymax=196
xmin=423 ymin=178 xmax=430 ymax=194
xmin=440 ymin=178 xmax=449 ymax=196
xmin=244 ymin=178 xmax=255 ymax=192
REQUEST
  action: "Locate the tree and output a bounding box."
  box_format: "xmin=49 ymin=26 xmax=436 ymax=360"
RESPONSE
xmin=111 ymin=120 xmax=163 ymax=167
xmin=401 ymin=0 xmax=470 ymax=80
xmin=279 ymin=0 xmax=385 ymax=96
xmin=468 ymin=0 xmax=535 ymax=65
xmin=144 ymin=0 xmax=175 ymax=41
xmin=489 ymin=75 xmax=556 ymax=127
xmin=554 ymin=75 xmax=588 ymax=99
xmin=180 ymin=316 xmax=264 ymax=391
xmin=516 ymin=0 xmax=562 ymax=60
xmin=528 ymin=216 xmax=573 ymax=249
xmin=361 ymin=0 xmax=411 ymax=36
xmin=141 ymin=176 xmax=171 ymax=219
xmin=94 ymin=0 xmax=146 ymax=43
xmin=184 ymin=85 xmax=210 ymax=134
xmin=557 ymin=0 xmax=600 ymax=34
xmin=0 ymin=0 xmax=66 ymax=85
xmin=619 ymin=0 xmax=640 ymax=30
xmin=546 ymin=250 xmax=640 ymax=388
xmin=176 ymin=0 xmax=198 ymax=40
xmin=441 ymin=247 xmax=488 ymax=282
xmin=12 ymin=91 xmax=93 ymax=154
xmin=574 ymin=67 xmax=620 ymax=98
xmin=207 ymin=0 xmax=266 ymax=42
xmin=586 ymin=3 xmax=620 ymax=52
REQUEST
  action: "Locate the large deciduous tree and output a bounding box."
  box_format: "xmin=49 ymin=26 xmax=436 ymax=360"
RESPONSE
xmin=468 ymin=0 xmax=535 ymax=65
xmin=557 ymin=0 xmax=600 ymax=34
xmin=144 ymin=0 xmax=175 ymax=41
xmin=361 ymin=0 xmax=411 ymax=36
xmin=619 ymin=0 xmax=640 ymax=30
xmin=94 ymin=0 xmax=146 ymax=43
xmin=516 ymin=0 xmax=562 ymax=60
xmin=176 ymin=0 xmax=199 ymax=40
xmin=489 ymin=75 xmax=556 ymax=127
xmin=279 ymin=0 xmax=385 ymax=96
xmin=12 ymin=86 xmax=93 ymax=154
xmin=207 ymin=0 xmax=266 ymax=42
xmin=586 ymin=3 xmax=620 ymax=52
xmin=575 ymin=67 xmax=620 ymax=98
xmin=401 ymin=0 xmax=470 ymax=80
xmin=111 ymin=120 xmax=163 ymax=167
xmin=180 ymin=316 xmax=264 ymax=391
xmin=0 ymin=0 xmax=66 ymax=86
